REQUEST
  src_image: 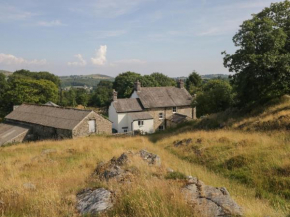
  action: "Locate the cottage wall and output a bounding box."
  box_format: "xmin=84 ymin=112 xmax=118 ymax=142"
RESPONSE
xmin=73 ymin=112 xmax=112 ymax=137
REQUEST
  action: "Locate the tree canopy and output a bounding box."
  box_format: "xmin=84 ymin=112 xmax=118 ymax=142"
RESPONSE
xmin=185 ymin=71 xmax=202 ymax=95
xmin=223 ymin=0 xmax=290 ymax=107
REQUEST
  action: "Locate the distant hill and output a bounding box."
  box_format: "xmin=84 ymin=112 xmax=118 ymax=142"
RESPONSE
xmin=60 ymin=74 xmax=114 ymax=88
xmin=0 ymin=70 xmax=13 ymax=77
xmin=201 ymin=74 xmax=229 ymax=80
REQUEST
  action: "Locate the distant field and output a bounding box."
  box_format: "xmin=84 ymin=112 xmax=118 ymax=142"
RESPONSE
xmin=60 ymin=74 xmax=114 ymax=88
xmin=0 ymin=70 xmax=13 ymax=77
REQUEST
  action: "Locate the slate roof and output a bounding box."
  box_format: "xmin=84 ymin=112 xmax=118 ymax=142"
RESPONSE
xmin=5 ymin=104 xmax=93 ymax=130
xmin=0 ymin=123 xmax=30 ymax=146
xmin=113 ymin=98 xmax=143 ymax=113
xmin=128 ymin=112 xmax=153 ymax=121
xmin=44 ymin=101 xmax=60 ymax=107
xmin=168 ymin=113 xmax=189 ymax=124
xmin=137 ymin=87 xmax=192 ymax=109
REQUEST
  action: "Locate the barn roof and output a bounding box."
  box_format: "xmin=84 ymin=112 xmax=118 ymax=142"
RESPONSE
xmin=128 ymin=112 xmax=153 ymax=121
xmin=5 ymin=104 xmax=93 ymax=130
xmin=113 ymin=98 xmax=143 ymax=113
xmin=0 ymin=123 xmax=30 ymax=146
xmin=136 ymin=87 xmax=192 ymax=109
xmin=167 ymin=113 xmax=189 ymax=124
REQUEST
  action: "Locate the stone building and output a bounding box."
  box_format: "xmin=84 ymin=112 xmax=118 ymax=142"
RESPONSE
xmin=0 ymin=104 xmax=112 ymax=146
xmin=109 ymin=80 xmax=196 ymax=134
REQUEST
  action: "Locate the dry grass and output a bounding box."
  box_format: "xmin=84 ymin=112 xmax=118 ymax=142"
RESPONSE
xmin=0 ymin=134 xmax=287 ymax=217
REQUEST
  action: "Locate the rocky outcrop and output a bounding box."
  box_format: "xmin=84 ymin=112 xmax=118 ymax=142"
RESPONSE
xmin=173 ymin=138 xmax=193 ymax=147
xmin=77 ymin=150 xmax=243 ymax=216
xmin=182 ymin=177 xmax=243 ymax=217
xmin=76 ymin=188 xmax=115 ymax=215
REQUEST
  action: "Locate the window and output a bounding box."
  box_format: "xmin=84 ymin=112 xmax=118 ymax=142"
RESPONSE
xmin=173 ymin=107 xmax=177 ymax=113
xmin=88 ymin=120 xmax=96 ymax=133
xmin=158 ymin=125 xmax=164 ymax=131
xmin=124 ymin=129 xmax=128 ymax=133
xmin=159 ymin=112 xmax=164 ymax=119
xmin=138 ymin=120 xmax=144 ymax=126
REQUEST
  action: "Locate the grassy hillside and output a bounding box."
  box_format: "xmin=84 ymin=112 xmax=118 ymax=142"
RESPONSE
xmin=1 ymin=97 xmax=290 ymax=216
xmin=60 ymin=74 xmax=114 ymax=88
xmin=0 ymin=135 xmax=288 ymax=216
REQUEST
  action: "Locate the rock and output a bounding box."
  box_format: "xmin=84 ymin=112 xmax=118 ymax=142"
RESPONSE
xmin=167 ymin=168 xmax=174 ymax=173
xmin=182 ymin=178 xmax=243 ymax=217
xmin=23 ymin=183 xmax=36 ymax=190
xmin=42 ymin=149 xmax=57 ymax=155
xmin=173 ymin=139 xmax=193 ymax=147
xmin=76 ymin=188 xmax=114 ymax=215
xmin=139 ymin=150 xmax=161 ymax=166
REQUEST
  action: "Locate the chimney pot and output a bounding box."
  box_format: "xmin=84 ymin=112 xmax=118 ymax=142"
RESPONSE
xmin=113 ymin=89 xmax=118 ymax=101
xmin=178 ymin=79 xmax=184 ymax=89
xmin=135 ymin=80 xmax=142 ymax=92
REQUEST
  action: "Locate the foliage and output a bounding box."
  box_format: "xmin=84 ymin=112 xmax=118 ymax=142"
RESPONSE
xmin=223 ymin=0 xmax=290 ymax=107
xmin=195 ymin=79 xmax=234 ymax=117
xmin=113 ymin=71 xmax=142 ymax=98
xmin=12 ymin=69 xmax=60 ymax=87
xmin=185 ymin=71 xmax=202 ymax=95
xmin=150 ymin=72 xmax=176 ymax=87
xmin=60 ymin=74 xmax=114 ymax=88
xmin=89 ymin=80 xmax=113 ymax=107
xmin=165 ymin=171 xmax=187 ymax=180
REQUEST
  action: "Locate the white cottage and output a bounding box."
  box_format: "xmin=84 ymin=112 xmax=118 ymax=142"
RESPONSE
xmin=109 ymin=80 xmax=196 ymax=134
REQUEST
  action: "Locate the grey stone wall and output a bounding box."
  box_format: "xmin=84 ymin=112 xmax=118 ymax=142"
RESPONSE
xmin=147 ymin=106 xmax=194 ymax=131
xmin=73 ymin=112 xmax=112 ymax=138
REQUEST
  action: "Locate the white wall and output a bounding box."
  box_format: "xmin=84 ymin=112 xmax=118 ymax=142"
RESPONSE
xmin=128 ymin=116 xmax=154 ymax=134
xmin=108 ymin=102 xmax=118 ymax=130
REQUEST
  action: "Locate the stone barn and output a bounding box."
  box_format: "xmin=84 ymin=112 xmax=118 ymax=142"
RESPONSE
xmin=0 ymin=104 xmax=112 ymax=146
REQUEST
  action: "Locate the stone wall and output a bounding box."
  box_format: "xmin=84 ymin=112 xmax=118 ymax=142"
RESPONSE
xmin=8 ymin=130 xmax=30 ymax=145
xmin=73 ymin=112 xmax=112 ymax=138
xmin=147 ymin=106 xmax=194 ymax=131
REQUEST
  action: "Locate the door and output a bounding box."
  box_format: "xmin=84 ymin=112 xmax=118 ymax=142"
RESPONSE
xmin=89 ymin=120 xmax=96 ymax=133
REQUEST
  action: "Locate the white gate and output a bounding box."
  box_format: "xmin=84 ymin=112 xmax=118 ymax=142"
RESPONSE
xmin=89 ymin=120 xmax=96 ymax=133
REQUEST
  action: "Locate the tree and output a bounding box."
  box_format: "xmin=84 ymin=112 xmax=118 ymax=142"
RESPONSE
xmin=3 ymin=77 xmax=59 ymax=110
xmin=150 ymin=72 xmax=176 ymax=86
xmin=185 ymin=71 xmax=202 ymax=95
xmin=75 ymin=89 xmax=89 ymax=106
xmin=0 ymin=74 xmax=9 ymax=118
xmin=195 ymin=80 xmax=234 ymax=117
xmin=13 ymin=69 xmax=60 ymax=87
xmin=113 ymin=71 xmax=142 ymax=98
xmin=223 ymin=0 xmax=290 ymax=107
xmin=89 ymin=80 xmax=113 ymax=107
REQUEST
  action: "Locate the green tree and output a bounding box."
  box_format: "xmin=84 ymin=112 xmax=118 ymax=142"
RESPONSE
xmin=0 ymin=74 xmax=9 ymax=118
xmin=89 ymin=80 xmax=113 ymax=107
xmin=75 ymin=89 xmax=89 ymax=106
xmin=139 ymin=75 xmax=159 ymax=87
xmin=3 ymin=77 xmax=59 ymax=109
xmin=195 ymin=80 xmax=234 ymax=117
xmin=113 ymin=71 xmax=142 ymax=98
xmin=150 ymin=72 xmax=176 ymax=86
xmin=185 ymin=71 xmax=202 ymax=95
xmin=223 ymin=0 xmax=290 ymax=107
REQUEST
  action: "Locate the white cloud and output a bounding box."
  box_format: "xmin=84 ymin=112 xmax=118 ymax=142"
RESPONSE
xmin=0 ymin=53 xmax=47 ymax=65
xmin=68 ymin=54 xmax=87 ymax=66
xmin=91 ymin=45 xmax=107 ymax=66
xmin=0 ymin=5 xmax=34 ymax=21
xmin=89 ymin=30 xmax=126 ymax=39
xmin=36 ymin=20 xmax=64 ymax=27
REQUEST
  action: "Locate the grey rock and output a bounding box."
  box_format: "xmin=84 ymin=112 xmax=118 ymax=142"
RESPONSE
xmin=167 ymin=168 xmax=174 ymax=173
xmin=23 ymin=183 xmax=36 ymax=190
xmin=77 ymin=188 xmax=114 ymax=215
xmin=139 ymin=149 xmax=161 ymax=166
xmin=182 ymin=178 xmax=243 ymax=217
xmin=173 ymin=138 xmax=193 ymax=147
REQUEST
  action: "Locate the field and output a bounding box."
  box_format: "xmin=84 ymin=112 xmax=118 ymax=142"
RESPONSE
xmin=1 ymin=97 xmax=290 ymax=216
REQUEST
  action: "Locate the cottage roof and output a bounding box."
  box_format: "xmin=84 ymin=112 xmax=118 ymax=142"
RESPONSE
xmin=128 ymin=112 xmax=153 ymax=121
xmin=136 ymin=87 xmax=192 ymax=108
xmin=113 ymin=98 xmax=143 ymax=113
xmin=44 ymin=101 xmax=60 ymax=107
xmin=5 ymin=104 xmax=93 ymax=130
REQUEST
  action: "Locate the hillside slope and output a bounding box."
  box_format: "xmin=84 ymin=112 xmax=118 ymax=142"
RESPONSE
xmin=0 ymin=70 xmax=12 ymax=77
xmin=60 ymin=74 xmax=114 ymax=88
xmin=0 ymin=134 xmax=287 ymax=216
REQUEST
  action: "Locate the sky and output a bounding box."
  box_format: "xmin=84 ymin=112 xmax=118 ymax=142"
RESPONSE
xmin=0 ymin=0 xmax=284 ymax=77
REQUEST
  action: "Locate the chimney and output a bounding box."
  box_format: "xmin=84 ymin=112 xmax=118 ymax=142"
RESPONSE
xmin=134 ymin=80 xmax=141 ymax=92
xmin=113 ymin=89 xmax=118 ymax=101
xmin=177 ymin=79 xmax=184 ymax=89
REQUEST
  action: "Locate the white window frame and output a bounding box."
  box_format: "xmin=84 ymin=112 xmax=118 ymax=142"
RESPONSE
xmin=173 ymin=107 xmax=177 ymax=113
xmin=138 ymin=120 xmax=144 ymax=126
xmin=159 ymin=112 xmax=164 ymax=119
xmin=124 ymin=129 xmax=128 ymax=133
